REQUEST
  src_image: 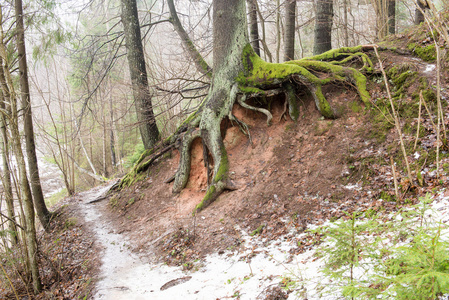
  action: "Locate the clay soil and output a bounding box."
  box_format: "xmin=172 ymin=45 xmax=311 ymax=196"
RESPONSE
xmin=99 ymin=78 xmax=429 ymax=270
xmin=99 ymin=45 xmax=449 ymax=270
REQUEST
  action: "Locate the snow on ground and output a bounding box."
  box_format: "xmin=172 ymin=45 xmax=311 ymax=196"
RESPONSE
xmin=83 ymin=183 xmax=449 ymax=300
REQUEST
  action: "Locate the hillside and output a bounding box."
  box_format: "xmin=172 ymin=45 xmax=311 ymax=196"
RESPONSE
xmin=84 ymin=34 xmax=449 ymax=297
xmin=2 ymin=29 xmax=449 ymax=299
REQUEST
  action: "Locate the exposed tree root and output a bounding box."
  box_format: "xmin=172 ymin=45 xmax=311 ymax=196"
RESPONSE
xmin=119 ymin=45 xmax=378 ymax=214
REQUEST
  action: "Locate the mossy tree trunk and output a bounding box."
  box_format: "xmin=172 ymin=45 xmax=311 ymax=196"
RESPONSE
xmin=169 ymin=0 xmax=373 ymax=213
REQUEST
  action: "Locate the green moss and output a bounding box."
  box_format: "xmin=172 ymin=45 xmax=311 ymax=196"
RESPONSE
xmin=194 ymin=185 xmax=216 ymax=213
xmin=350 ymin=101 xmax=362 ymax=113
xmin=301 ymin=46 xmax=364 ymax=61
xmin=250 ymin=224 xmax=265 ymax=236
xmin=407 ymin=43 xmax=436 ymax=62
xmin=237 ymin=44 xmax=372 ymax=120
xmin=214 ymin=146 xmax=229 ymax=183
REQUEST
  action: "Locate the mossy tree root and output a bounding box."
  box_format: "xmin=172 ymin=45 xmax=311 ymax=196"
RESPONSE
xmin=237 ymin=44 xmax=373 ymax=118
xmin=121 ymin=45 xmax=375 ymax=214
xmin=172 ymin=129 xmax=201 ymax=193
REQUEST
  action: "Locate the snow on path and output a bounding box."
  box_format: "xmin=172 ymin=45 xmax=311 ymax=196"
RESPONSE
xmin=79 ymin=182 xmax=449 ymax=300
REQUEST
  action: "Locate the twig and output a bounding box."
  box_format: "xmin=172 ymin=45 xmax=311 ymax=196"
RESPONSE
xmin=0 ymin=212 xmax=24 ymax=231
xmin=390 ymin=157 xmax=400 ymax=201
xmin=414 ymin=91 xmax=423 ymax=151
xmin=374 ymin=46 xmax=413 ymax=184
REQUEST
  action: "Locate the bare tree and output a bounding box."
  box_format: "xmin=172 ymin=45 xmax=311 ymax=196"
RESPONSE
xmin=0 ymin=8 xmax=42 ymax=292
xmin=121 ymin=0 xmax=160 ymax=149
xmin=15 ymin=0 xmax=51 ymax=228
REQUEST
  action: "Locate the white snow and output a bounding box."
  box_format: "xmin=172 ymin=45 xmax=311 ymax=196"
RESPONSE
xmin=83 ymin=182 xmax=449 ymax=300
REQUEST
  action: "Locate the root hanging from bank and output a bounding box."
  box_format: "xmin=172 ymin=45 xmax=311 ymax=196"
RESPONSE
xmin=119 ymin=45 xmax=380 ymax=214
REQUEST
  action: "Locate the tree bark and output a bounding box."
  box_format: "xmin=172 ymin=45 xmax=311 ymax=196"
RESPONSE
xmin=0 ymin=58 xmax=17 ymax=245
xmin=388 ymin=0 xmax=396 ymax=35
xmin=247 ymin=0 xmax=260 ymax=56
xmin=314 ymin=0 xmax=334 ymax=55
xmin=414 ymin=0 xmax=426 ymax=25
xmin=284 ymin=0 xmax=296 ymax=61
xmin=168 ymin=0 xmax=371 ymax=214
xmin=15 ymin=0 xmax=51 ymax=229
xmin=121 ymin=0 xmax=160 ymax=149
xmin=167 ymin=0 xmax=212 ymax=77
xmin=275 ymin=0 xmax=281 ymax=63
xmin=0 ymin=10 xmax=41 ymax=290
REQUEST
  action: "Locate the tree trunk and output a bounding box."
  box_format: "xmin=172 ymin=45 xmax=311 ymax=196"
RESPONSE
xmin=168 ymin=0 xmax=371 ymax=213
xmin=284 ymin=0 xmax=296 ymax=61
xmin=0 ymin=10 xmax=41 ymax=290
xmin=247 ymin=0 xmax=260 ymax=56
xmin=121 ymin=0 xmax=160 ymax=149
xmin=15 ymin=0 xmax=51 ymax=229
xmin=109 ymin=92 xmax=117 ymax=167
xmin=0 ymin=58 xmax=17 ymax=245
xmin=314 ymin=0 xmax=334 ymax=55
xmin=275 ymin=0 xmax=281 ymax=63
xmin=414 ymin=0 xmax=426 ymax=25
xmin=167 ymin=0 xmax=212 ymax=76
xmin=343 ymin=0 xmax=349 ymax=46
xmin=388 ymin=0 xmax=396 ymax=35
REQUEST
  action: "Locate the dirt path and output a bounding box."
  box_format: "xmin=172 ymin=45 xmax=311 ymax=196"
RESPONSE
xmin=77 ymin=182 xmax=158 ymax=299
xmin=73 ymin=181 xmax=329 ymax=300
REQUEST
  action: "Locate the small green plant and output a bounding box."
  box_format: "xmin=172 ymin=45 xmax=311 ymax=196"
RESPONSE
xmin=250 ymin=224 xmax=265 ymax=236
xmin=313 ymin=211 xmax=382 ymax=299
xmin=124 ymin=143 xmax=146 ymax=168
xmin=126 ymin=197 xmax=135 ymax=207
xmin=64 ymin=217 xmax=77 ymax=229
xmin=313 ymin=193 xmax=449 ymax=299
xmin=280 ymin=276 xmax=296 ymax=291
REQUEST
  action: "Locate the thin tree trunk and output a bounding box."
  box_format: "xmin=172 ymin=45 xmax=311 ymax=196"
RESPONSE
xmin=276 ymin=0 xmax=281 ymax=63
xmin=15 ymin=0 xmax=50 ymax=228
xmin=284 ymin=0 xmax=296 ymax=61
xmin=71 ymin=103 xmax=103 ymax=182
xmin=314 ymin=0 xmax=334 ymax=54
xmin=388 ymin=0 xmax=396 ymax=34
xmin=0 ymin=64 xmax=17 ymax=245
xmin=247 ymin=0 xmax=260 ymax=56
xmin=167 ymin=0 xmax=212 ymax=76
xmin=121 ymin=0 xmax=160 ymax=149
xmin=414 ymin=0 xmax=425 ymax=25
xmin=343 ymin=0 xmax=349 ymax=46
xmin=254 ymin=0 xmax=273 ymax=62
xmin=109 ymin=92 xmax=116 ymax=167
xmin=0 ymin=11 xmax=41 ymax=290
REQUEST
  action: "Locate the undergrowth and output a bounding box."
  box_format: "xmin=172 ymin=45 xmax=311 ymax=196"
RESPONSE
xmin=306 ymin=193 xmax=449 ymax=299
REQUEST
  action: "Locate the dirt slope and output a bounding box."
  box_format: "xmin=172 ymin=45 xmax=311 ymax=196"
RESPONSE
xmin=102 ymin=45 xmax=449 ymax=270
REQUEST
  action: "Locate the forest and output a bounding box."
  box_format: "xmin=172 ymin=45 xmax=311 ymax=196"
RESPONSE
xmin=1 ymin=0 xmax=449 ymax=299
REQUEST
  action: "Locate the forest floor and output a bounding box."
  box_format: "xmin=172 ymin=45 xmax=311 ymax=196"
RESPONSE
xmin=4 ymin=39 xmax=449 ymax=299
